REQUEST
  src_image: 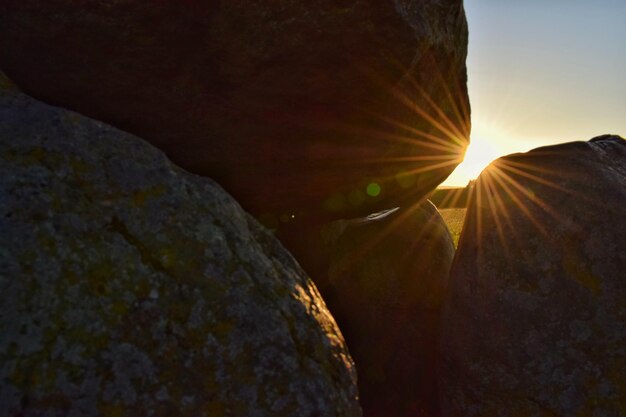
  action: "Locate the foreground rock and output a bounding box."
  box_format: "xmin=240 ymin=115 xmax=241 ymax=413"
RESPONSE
xmin=324 ymin=202 xmax=455 ymax=417
xmin=0 ymin=0 xmax=469 ymax=223
xmin=0 ymin=73 xmax=361 ymax=417
xmin=440 ymin=136 xmax=626 ymax=416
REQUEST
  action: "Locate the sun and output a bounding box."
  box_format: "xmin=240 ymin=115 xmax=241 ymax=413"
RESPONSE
xmin=460 ymin=135 xmax=501 ymax=178
xmin=441 ymin=134 xmax=502 ymax=186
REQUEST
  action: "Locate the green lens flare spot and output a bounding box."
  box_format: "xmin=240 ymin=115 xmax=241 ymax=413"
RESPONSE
xmin=366 ymin=183 xmax=381 ymax=197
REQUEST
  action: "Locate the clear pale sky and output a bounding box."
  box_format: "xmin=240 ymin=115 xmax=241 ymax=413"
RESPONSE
xmin=442 ymin=0 xmax=626 ymax=186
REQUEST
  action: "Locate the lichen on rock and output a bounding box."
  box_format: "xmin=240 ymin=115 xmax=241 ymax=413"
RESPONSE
xmin=0 ymin=72 xmax=361 ymax=417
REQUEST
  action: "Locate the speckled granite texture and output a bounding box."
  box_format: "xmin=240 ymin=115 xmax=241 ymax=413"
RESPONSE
xmin=0 ymin=72 xmax=361 ymax=417
xmin=440 ymin=135 xmax=626 ymax=417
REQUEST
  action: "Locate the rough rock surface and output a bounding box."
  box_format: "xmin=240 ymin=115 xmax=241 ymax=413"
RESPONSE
xmin=323 ymin=201 xmax=455 ymax=417
xmin=0 ymin=72 xmax=361 ymax=417
xmin=0 ymin=0 xmax=470 ymax=224
xmin=440 ymin=135 xmax=626 ymax=417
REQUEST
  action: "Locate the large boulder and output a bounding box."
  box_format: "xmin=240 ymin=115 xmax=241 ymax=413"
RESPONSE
xmin=323 ymin=201 xmax=455 ymax=417
xmin=0 ymin=0 xmax=470 ymax=224
xmin=440 ymin=136 xmax=626 ymax=416
xmin=0 ymin=72 xmax=361 ymax=417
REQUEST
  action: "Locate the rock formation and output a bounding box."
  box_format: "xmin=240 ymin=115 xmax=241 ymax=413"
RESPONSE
xmin=0 ymin=0 xmax=470 ymax=224
xmin=439 ymin=135 xmax=626 ymax=416
xmin=0 ymin=2 xmax=472 ymax=414
xmin=0 ymin=72 xmax=361 ymax=417
xmin=323 ymin=201 xmax=455 ymax=417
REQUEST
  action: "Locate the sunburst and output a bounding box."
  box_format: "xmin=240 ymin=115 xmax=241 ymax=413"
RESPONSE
xmin=321 ymin=57 xmax=471 ymax=270
xmin=461 ymin=148 xmax=590 ymax=263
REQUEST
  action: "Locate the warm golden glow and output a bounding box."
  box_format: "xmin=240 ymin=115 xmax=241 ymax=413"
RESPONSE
xmin=444 ymin=134 xmax=500 ymax=186
xmin=440 ymin=115 xmax=549 ymax=187
xmin=459 ymin=150 xmax=591 ymax=260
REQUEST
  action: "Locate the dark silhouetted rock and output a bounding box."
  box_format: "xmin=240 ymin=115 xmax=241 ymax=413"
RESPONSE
xmin=322 ymin=201 xmax=455 ymax=417
xmin=0 ymin=72 xmax=361 ymax=417
xmin=440 ymin=135 xmax=626 ymax=417
xmin=0 ymin=0 xmax=470 ymax=224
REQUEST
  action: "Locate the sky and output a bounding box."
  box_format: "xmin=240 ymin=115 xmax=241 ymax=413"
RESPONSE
xmin=442 ymin=0 xmax=626 ymax=186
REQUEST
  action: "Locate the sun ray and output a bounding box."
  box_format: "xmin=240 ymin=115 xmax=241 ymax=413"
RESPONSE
xmin=395 ymin=159 xmax=463 ymax=177
xmin=359 ymin=63 xmax=469 ymax=148
xmin=436 ymin=75 xmax=471 ymax=138
xmin=496 ymin=156 xmax=568 ymax=179
xmin=334 ymin=120 xmax=462 ymax=154
xmin=388 ymin=86 xmax=466 ymax=148
xmin=399 ymin=67 xmax=469 ymax=141
xmin=388 ymin=54 xmax=471 ymax=139
xmin=496 ymin=161 xmax=570 ymax=194
xmin=486 ymin=166 xmax=548 ymax=236
xmin=336 ymin=156 xmax=460 ymax=174
xmin=487 ymin=173 xmax=516 ymax=234
xmin=482 ymin=173 xmax=510 ymax=255
xmin=473 ymin=174 xmax=485 ymax=265
xmin=497 ymin=167 xmax=564 ymax=222
xmin=437 ymin=187 xmax=466 ymax=208
xmin=361 ymin=154 xmax=464 ymax=164
xmin=368 ymin=111 xmax=464 ymax=152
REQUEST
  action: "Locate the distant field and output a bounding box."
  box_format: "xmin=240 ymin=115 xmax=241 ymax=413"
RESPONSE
xmin=429 ymin=186 xmax=469 ymax=209
xmin=439 ymin=208 xmax=467 ymax=248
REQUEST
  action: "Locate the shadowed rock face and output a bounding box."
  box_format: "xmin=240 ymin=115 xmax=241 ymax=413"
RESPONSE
xmin=439 ymin=135 xmax=626 ymax=417
xmin=322 ymin=202 xmax=455 ymax=417
xmin=0 ymin=72 xmax=361 ymax=417
xmin=0 ymin=0 xmax=469 ymax=224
